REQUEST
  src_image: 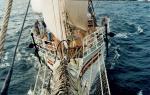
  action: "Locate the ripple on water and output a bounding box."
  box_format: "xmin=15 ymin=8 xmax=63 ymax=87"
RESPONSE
xmin=0 ymin=1 xmax=150 ymax=95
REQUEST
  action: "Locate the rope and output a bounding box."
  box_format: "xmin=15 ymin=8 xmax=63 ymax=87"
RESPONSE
xmin=0 ymin=0 xmax=31 ymax=94
xmin=52 ymin=59 xmax=71 ymax=95
xmin=0 ymin=0 xmax=14 ymax=59
xmin=54 ymin=40 xmax=69 ymax=64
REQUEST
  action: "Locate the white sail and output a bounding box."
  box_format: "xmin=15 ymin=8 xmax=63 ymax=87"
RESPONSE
xmin=31 ymin=0 xmax=42 ymax=13
xmin=65 ymin=0 xmax=89 ymax=31
xmin=41 ymin=0 xmax=65 ymax=41
xmin=31 ymin=0 xmax=88 ymax=41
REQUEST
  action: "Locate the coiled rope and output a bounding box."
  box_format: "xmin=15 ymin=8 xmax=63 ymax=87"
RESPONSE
xmin=0 ymin=0 xmax=13 ymax=59
xmin=0 ymin=0 xmax=31 ymax=95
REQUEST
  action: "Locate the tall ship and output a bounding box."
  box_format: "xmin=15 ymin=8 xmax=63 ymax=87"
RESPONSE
xmin=0 ymin=0 xmax=111 ymax=95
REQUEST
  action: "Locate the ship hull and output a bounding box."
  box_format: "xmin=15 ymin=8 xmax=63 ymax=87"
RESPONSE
xmin=28 ymin=27 xmax=111 ymax=95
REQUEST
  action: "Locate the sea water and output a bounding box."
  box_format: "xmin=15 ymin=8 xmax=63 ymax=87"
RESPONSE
xmin=0 ymin=1 xmax=150 ymax=95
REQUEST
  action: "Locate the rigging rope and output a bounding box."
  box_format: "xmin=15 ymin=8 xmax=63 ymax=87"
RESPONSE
xmin=0 ymin=0 xmax=14 ymax=60
xmin=54 ymin=40 xmax=69 ymax=64
xmin=0 ymin=0 xmax=31 ymax=94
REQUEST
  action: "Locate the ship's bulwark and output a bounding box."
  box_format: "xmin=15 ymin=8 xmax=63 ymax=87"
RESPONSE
xmin=29 ymin=24 xmax=110 ymax=94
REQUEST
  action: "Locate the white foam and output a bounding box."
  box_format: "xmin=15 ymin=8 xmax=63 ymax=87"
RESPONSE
xmin=110 ymin=62 xmax=116 ymax=70
xmin=17 ymin=52 xmax=22 ymax=61
xmin=3 ymin=52 xmax=9 ymax=60
xmin=137 ymin=26 xmax=144 ymax=34
xmin=0 ymin=63 xmax=10 ymax=68
xmin=138 ymin=0 xmax=150 ymax=1
xmin=110 ymin=46 xmax=120 ymax=69
xmin=27 ymin=88 xmax=33 ymax=95
xmin=137 ymin=90 xmax=143 ymax=95
xmin=115 ymin=33 xmax=128 ymax=38
xmin=115 ymin=50 xmax=120 ymax=59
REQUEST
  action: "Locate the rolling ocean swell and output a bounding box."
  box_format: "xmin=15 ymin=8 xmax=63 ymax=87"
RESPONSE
xmin=0 ymin=1 xmax=150 ymax=95
xmin=0 ymin=0 xmax=37 ymax=95
xmin=95 ymin=1 xmax=150 ymax=95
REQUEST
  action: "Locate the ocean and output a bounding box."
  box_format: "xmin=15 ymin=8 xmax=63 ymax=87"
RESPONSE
xmin=0 ymin=1 xmax=150 ymax=95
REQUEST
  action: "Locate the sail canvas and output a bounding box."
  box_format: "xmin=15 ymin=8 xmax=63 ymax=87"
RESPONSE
xmin=31 ymin=0 xmax=88 ymax=41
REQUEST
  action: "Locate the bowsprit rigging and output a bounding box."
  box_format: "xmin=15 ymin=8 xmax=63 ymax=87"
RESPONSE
xmin=28 ymin=0 xmax=112 ymax=95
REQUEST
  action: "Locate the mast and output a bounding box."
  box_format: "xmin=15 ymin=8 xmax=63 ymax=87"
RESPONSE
xmin=88 ymin=0 xmax=97 ymax=26
xmin=31 ymin=0 xmax=89 ymax=41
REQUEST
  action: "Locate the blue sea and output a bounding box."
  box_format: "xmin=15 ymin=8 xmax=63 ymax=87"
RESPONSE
xmin=0 ymin=1 xmax=150 ymax=95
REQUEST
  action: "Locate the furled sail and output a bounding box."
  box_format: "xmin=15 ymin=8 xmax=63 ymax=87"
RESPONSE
xmin=31 ymin=0 xmax=88 ymax=41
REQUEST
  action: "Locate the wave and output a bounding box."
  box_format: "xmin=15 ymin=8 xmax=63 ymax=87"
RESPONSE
xmin=0 ymin=63 xmax=10 ymax=69
xmin=137 ymin=90 xmax=143 ymax=95
xmin=108 ymin=45 xmax=120 ymax=70
xmin=115 ymin=32 xmax=128 ymax=38
xmin=137 ymin=25 xmax=144 ymax=34
xmin=114 ymin=25 xmax=144 ymax=39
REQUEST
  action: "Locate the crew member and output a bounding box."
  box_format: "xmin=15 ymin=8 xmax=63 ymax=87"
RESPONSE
xmin=34 ymin=20 xmax=40 ymax=35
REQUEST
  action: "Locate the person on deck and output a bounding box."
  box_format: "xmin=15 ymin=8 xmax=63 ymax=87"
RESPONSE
xmin=41 ymin=20 xmax=47 ymax=29
xmin=40 ymin=20 xmax=47 ymax=38
xmin=34 ymin=20 xmax=40 ymax=35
